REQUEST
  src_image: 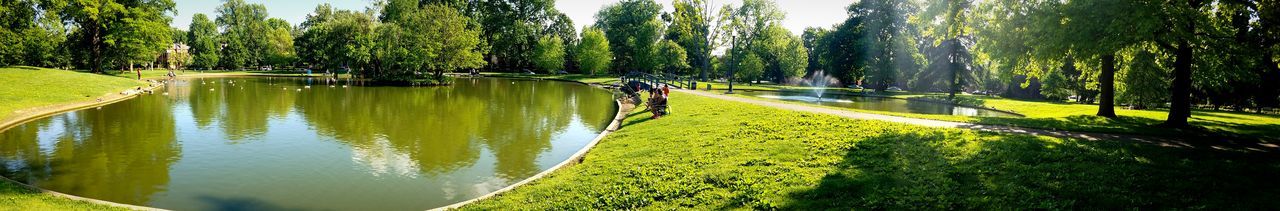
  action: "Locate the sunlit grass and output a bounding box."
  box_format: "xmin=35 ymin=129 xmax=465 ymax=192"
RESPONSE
xmin=0 ymin=66 xmax=147 ymax=121
xmin=465 ymin=91 xmax=1280 ymax=209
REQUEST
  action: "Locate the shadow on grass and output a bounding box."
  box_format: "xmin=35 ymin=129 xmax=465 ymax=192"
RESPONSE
xmin=970 ymin=113 xmax=1280 ymax=143
xmin=784 ymin=131 xmax=1280 ymax=209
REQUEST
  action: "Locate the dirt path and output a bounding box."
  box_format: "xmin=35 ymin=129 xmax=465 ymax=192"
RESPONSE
xmin=676 ymin=89 xmax=1279 ymax=153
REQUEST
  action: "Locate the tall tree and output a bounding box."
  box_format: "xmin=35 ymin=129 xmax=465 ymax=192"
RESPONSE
xmin=188 ymin=13 xmax=220 ymax=69
xmin=533 ymin=35 xmax=566 ymax=73
xmin=576 ymin=27 xmax=613 ymax=75
xmin=215 ymin=0 xmax=269 ymax=70
xmin=1143 ymin=0 xmax=1217 ymax=127
xmin=1049 ymin=0 xmax=1155 ymax=117
xmin=595 ymin=0 xmax=664 ymax=73
xmin=667 ymin=0 xmax=718 ymax=80
xmin=853 ymin=0 xmax=922 ymax=91
xmin=655 ymin=40 xmax=691 ymax=75
xmin=62 ymin=0 xmax=176 ymax=73
xmin=264 ymin=18 xmax=296 ymax=67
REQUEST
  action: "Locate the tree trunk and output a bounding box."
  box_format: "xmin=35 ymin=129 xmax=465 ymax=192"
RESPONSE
xmin=1165 ymin=42 xmax=1194 ymax=127
xmin=90 ymin=24 xmax=104 ymax=74
xmin=1097 ymin=54 xmax=1117 ymax=117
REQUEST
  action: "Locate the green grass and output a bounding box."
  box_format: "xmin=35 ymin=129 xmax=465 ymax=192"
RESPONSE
xmin=0 ymin=66 xmax=142 ymax=210
xmin=728 ymin=90 xmax=1280 ymax=140
xmin=464 ymin=91 xmax=1280 ymax=209
xmin=0 ymin=66 xmax=147 ymax=121
xmin=0 ymin=182 xmax=129 ymax=211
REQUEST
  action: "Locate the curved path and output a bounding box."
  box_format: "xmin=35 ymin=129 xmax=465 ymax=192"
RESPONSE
xmin=676 ymin=89 xmax=1280 ymax=153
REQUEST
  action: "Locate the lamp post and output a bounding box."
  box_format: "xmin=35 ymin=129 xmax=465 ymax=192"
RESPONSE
xmin=726 ymin=35 xmax=736 ymax=94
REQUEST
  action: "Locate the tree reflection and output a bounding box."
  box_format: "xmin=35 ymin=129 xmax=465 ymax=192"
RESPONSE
xmin=0 ymin=95 xmax=179 ymax=205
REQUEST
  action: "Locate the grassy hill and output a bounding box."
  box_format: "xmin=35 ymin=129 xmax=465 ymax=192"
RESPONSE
xmin=0 ymin=66 xmax=147 ymax=121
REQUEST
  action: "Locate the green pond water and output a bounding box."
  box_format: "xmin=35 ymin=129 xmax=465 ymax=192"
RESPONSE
xmin=738 ymin=91 xmax=1021 ymax=117
xmin=0 ymin=77 xmax=617 ymax=210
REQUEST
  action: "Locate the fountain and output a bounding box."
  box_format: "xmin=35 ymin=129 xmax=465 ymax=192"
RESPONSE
xmin=803 ymin=70 xmax=840 ymax=102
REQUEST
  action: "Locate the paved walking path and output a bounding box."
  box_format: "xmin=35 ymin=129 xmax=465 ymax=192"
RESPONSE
xmin=676 ymin=89 xmax=1279 ymax=153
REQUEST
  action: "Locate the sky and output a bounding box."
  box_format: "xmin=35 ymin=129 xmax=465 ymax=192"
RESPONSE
xmin=171 ymin=0 xmax=853 ymax=35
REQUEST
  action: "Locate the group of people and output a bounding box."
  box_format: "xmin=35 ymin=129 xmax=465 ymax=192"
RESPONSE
xmin=647 ymin=84 xmax=670 ymax=119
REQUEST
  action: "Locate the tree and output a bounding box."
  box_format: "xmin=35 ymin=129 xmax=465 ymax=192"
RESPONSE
xmin=469 ymin=0 xmax=561 ymax=71
xmin=735 ymin=52 xmax=764 ymax=84
xmin=576 ymin=27 xmax=613 ymax=75
xmin=758 ymin=25 xmax=808 ymax=82
xmin=188 ymin=13 xmax=220 ymax=69
xmin=533 ymin=35 xmax=566 ymax=73
xmin=301 ymin=8 xmax=375 ymax=74
xmin=721 ymin=0 xmax=790 ymax=85
xmin=802 ymin=27 xmax=831 ymax=76
xmin=853 ymin=0 xmax=922 ymax=91
xmin=595 ymin=0 xmax=664 ymax=73
xmin=655 ymin=40 xmax=690 ymax=75
xmin=265 ymin=18 xmax=296 ymax=67
xmin=0 ymin=0 xmax=70 ymax=68
xmin=62 ymin=0 xmax=176 ymax=73
xmin=1119 ymin=48 xmax=1169 ymax=109
xmin=216 ymin=0 xmax=270 ymax=70
xmin=369 ymin=3 xmax=485 ymax=82
xmin=667 ymin=0 xmax=718 ymax=80
xmin=0 ymin=0 xmax=37 ymax=66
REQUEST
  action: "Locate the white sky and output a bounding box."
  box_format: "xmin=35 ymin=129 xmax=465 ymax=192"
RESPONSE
xmin=555 ymin=0 xmax=853 ymax=34
xmin=172 ymin=0 xmax=853 ymax=35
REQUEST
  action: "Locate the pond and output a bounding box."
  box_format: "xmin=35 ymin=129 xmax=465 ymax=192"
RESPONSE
xmin=738 ymin=91 xmax=1020 ymax=118
xmin=0 ymin=77 xmax=617 ymax=210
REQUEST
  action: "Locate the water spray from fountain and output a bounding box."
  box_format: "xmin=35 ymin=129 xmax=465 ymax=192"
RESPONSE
xmin=805 ymin=70 xmax=839 ymax=102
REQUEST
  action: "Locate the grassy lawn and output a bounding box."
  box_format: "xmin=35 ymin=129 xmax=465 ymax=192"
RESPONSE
xmin=465 ymin=91 xmax=1280 ymax=209
xmin=727 ymin=89 xmax=1280 ymax=140
xmin=0 ymin=66 xmax=147 ymax=121
xmin=0 ymin=182 xmax=128 ymax=210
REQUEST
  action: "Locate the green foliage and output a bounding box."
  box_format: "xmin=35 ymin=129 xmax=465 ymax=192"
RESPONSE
xmin=298 ymin=7 xmax=375 ymax=73
xmin=760 ymin=26 xmax=808 ymax=81
xmin=853 ymin=0 xmax=921 ymax=90
xmin=0 ymin=1 xmax=69 ymax=68
xmin=469 ymin=0 xmax=563 ymax=71
xmin=534 ymin=35 xmax=567 ymax=73
xmin=215 ymin=0 xmax=270 ymax=69
xmin=265 ymin=23 xmax=297 ymax=67
xmin=654 ymin=40 xmax=689 ymax=75
xmin=188 ymin=13 xmax=220 ymax=69
xmin=736 ymin=52 xmax=764 ymax=83
xmin=1118 ymin=49 xmax=1169 ymax=109
xmin=575 ymin=28 xmax=613 ymax=75
xmin=667 ymin=0 xmax=715 ymax=79
xmin=595 ymin=0 xmax=664 ymax=73
xmin=367 ymin=3 xmax=484 ymax=82
xmin=61 ymin=0 xmax=176 ymax=73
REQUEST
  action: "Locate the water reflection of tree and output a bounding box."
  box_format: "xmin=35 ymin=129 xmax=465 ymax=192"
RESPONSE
xmin=0 ymin=95 xmax=179 ymax=206
xmin=295 ymin=79 xmax=614 ymax=180
xmin=213 ymin=78 xmax=297 ymax=142
xmin=294 ymin=82 xmax=485 ymax=175
xmin=187 ymin=78 xmax=225 ymax=129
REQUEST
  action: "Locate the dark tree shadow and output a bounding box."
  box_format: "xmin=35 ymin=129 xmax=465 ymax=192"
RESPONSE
xmin=196 ymin=196 xmax=318 ymax=211
xmin=784 ymin=131 xmax=1280 ymax=209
